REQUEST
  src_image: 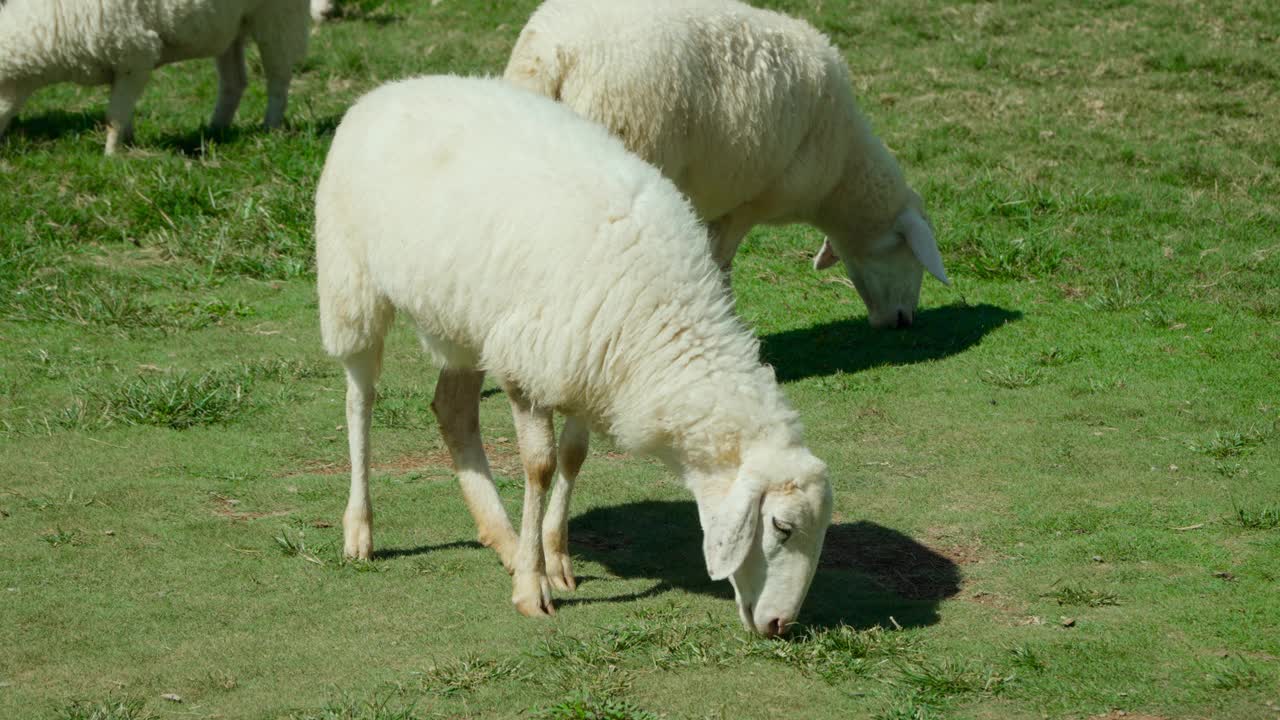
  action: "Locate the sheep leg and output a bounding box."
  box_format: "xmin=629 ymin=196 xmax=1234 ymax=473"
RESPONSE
xmin=505 ymin=382 xmax=556 ymax=617
xmin=707 ymin=213 xmax=756 ymax=274
xmin=252 ymin=12 xmax=306 ymax=129
xmin=104 ymin=66 xmax=152 ymax=154
xmin=432 ymin=368 xmax=519 ymax=571
xmin=341 ymin=343 xmax=383 ymax=560
xmin=210 ymin=35 xmax=248 ymax=130
xmin=543 ymin=415 xmax=588 ymax=591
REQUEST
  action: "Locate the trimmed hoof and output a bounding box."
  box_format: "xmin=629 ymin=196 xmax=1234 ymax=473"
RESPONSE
xmin=512 ymin=572 xmax=555 ymax=617
xmin=342 ymin=508 xmax=373 ymax=560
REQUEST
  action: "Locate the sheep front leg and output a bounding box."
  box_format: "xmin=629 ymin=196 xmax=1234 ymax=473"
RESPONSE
xmin=341 ymin=344 xmax=382 ymax=559
xmin=210 ymin=35 xmax=248 ymax=130
xmin=505 ymin=382 xmax=556 ymax=617
xmin=432 ymin=369 xmax=519 ymax=571
xmin=543 ymin=415 xmax=588 ymax=591
xmin=104 ymin=65 xmax=152 ymax=154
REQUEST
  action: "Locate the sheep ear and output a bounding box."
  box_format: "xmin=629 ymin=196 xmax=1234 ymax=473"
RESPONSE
xmin=812 ymin=238 xmax=840 ymax=270
xmin=702 ymin=478 xmax=764 ymax=580
xmin=898 ymin=209 xmax=950 ymax=286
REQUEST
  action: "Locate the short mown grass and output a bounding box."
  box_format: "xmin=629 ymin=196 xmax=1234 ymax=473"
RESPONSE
xmin=2 ymin=0 xmax=1278 ymax=718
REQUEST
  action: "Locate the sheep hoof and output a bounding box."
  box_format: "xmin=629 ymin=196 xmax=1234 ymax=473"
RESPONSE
xmin=512 ymin=572 xmax=555 ymax=617
xmin=545 ymin=550 xmax=576 ymax=592
xmin=342 ymin=509 xmax=373 ymax=560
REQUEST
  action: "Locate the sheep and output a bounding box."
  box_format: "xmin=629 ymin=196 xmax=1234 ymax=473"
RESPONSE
xmin=504 ymin=0 xmax=950 ymax=329
xmin=0 ymin=0 xmax=310 ymax=154
xmin=310 ymin=0 xmax=334 ymax=23
xmin=316 ymin=75 xmax=834 ymax=636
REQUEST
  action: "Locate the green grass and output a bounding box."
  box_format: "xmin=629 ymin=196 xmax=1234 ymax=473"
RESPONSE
xmin=2 ymin=0 xmax=1278 ymax=718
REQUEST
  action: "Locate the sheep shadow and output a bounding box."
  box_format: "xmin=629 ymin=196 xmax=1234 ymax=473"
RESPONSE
xmin=761 ymin=302 xmax=1021 ymax=382
xmin=372 ymin=539 xmax=483 ymax=560
xmin=325 ymin=1 xmax=404 ymax=25
xmin=5 ymin=110 xmax=102 ymax=144
xmin=566 ymin=500 xmax=960 ymax=629
xmin=153 ymin=125 xmax=252 ymax=156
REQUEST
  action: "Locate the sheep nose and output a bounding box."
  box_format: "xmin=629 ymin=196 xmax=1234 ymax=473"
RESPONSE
xmin=764 ymin=617 xmax=790 ymax=637
xmin=895 ymin=309 xmax=913 ymax=328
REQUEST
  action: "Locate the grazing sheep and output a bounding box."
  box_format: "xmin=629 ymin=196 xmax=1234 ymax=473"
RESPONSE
xmin=0 ymin=0 xmax=310 ymax=154
xmin=505 ymin=0 xmax=949 ymax=329
xmin=316 ymin=75 xmax=833 ymax=635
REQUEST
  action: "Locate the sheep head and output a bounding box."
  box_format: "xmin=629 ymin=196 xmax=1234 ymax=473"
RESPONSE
xmin=695 ymin=445 xmax=833 ymax=637
xmin=814 ymin=190 xmax=949 ymax=329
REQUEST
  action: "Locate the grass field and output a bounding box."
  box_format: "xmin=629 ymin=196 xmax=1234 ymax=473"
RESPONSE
xmin=2 ymin=1 xmax=1278 ymax=718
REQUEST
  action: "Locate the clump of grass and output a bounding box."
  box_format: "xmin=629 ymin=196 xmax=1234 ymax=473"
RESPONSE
xmin=55 ymin=697 xmax=153 ymax=720
xmin=64 ymin=371 xmax=251 ymax=430
xmin=274 ymin=527 xmax=326 ymax=566
xmin=893 ymin=658 xmax=1012 ymax=702
xmin=529 ymin=691 xmax=661 ymax=720
xmin=413 ymin=655 xmax=526 ymax=697
xmin=162 ymin=297 xmax=255 ymax=329
xmin=1205 ymin=656 xmax=1263 ymax=690
xmin=372 ymin=387 xmax=432 ymax=429
xmin=1213 ymin=461 xmax=1245 ymax=478
xmin=240 ymin=357 xmax=337 ymax=382
xmin=980 ymin=365 xmax=1043 ymax=389
xmin=1228 ymin=500 xmax=1280 ymax=530
xmin=1035 ymin=347 xmax=1080 ymax=367
xmin=40 ymin=526 xmax=78 ymax=548
xmin=1044 ymin=584 xmax=1119 ymax=607
xmin=1086 ymin=374 xmax=1126 ymax=394
xmin=745 ymin=624 xmax=914 ymax=684
xmin=1088 ymin=277 xmax=1151 ymax=312
xmin=1008 ymin=644 xmax=1046 ymax=673
xmin=1188 ymin=428 xmax=1271 ymax=459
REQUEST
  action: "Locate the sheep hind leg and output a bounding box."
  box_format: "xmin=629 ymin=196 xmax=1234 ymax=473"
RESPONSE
xmin=543 ymin=415 xmax=588 ymax=591
xmin=432 ymin=368 xmax=519 ymax=571
xmin=209 ymin=35 xmax=248 ymax=130
xmin=250 ymin=6 xmax=307 ymax=129
xmin=505 ymin=382 xmax=557 ymax=617
xmin=341 ymin=342 xmax=383 ymax=560
xmin=104 ymin=66 xmax=152 ymax=154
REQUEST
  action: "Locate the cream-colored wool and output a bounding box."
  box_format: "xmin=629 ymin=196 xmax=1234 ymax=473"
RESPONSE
xmin=505 ymin=0 xmax=949 ymax=328
xmin=315 ymin=75 xmax=832 ymax=635
xmin=0 ymin=0 xmax=309 ymax=153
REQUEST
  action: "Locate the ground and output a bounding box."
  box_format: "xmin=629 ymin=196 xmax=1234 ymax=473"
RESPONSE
xmin=0 ymin=1 xmax=1277 ymax=719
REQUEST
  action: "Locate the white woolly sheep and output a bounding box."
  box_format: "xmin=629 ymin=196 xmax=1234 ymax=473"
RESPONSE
xmin=316 ymin=75 xmax=834 ymax=636
xmin=0 ymin=0 xmax=310 ymax=154
xmin=505 ymin=0 xmax=950 ymax=329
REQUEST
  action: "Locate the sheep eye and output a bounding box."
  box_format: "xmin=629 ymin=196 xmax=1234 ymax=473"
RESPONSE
xmin=772 ymin=517 xmax=794 ymax=543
